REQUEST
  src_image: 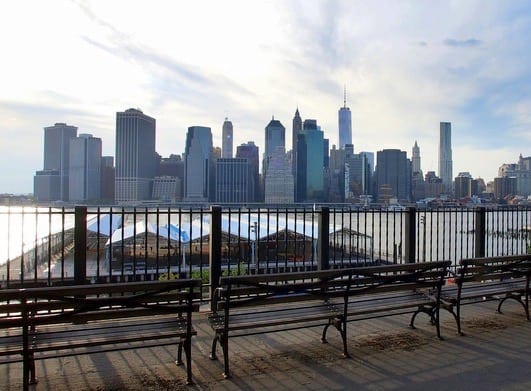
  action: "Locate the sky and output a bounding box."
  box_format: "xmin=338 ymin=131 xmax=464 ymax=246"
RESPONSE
xmin=1 ymin=0 xmax=530 ymax=194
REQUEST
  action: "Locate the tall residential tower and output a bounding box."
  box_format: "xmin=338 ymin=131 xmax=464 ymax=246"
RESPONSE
xmin=438 ymin=122 xmax=453 ymax=193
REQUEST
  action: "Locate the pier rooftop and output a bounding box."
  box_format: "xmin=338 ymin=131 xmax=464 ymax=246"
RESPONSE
xmin=2 ymin=301 xmax=530 ymax=390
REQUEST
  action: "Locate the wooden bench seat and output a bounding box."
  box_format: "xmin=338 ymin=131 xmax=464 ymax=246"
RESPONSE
xmin=0 ymin=279 xmax=201 ymax=389
xmin=440 ymin=255 xmax=531 ymax=335
xmin=345 ymin=262 xmax=450 ymax=338
xmin=208 ymin=269 xmax=353 ymax=378
xmin=208 ymin=261 xmax=450 ymax=379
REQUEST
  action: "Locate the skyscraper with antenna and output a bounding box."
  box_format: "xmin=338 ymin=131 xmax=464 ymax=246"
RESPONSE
xmin=338 ymin=87 xmax=352 ymax=149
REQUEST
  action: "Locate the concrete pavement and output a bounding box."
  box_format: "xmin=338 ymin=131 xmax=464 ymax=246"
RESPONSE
xmin=2 ymin=301 xmax=530 ymax=390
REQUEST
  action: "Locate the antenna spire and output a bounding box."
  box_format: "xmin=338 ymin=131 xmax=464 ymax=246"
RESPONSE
xmin=343 ymin=85 xmax=347 ymax=107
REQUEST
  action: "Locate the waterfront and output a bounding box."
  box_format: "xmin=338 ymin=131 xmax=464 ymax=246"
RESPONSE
xmin=1 ymin=206 xmax=530 ymax=285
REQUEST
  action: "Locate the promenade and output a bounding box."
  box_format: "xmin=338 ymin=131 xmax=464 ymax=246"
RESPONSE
xmin=2 ymin=301 xmax=530 ymax=391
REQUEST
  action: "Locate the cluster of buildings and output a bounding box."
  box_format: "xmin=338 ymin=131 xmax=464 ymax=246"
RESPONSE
xmin=33 ymin=99 xmax=531 ymax=206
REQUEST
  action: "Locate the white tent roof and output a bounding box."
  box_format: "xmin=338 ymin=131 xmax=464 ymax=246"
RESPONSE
xmin=106 ymin=221 xmax=189 ymax=245
xmin=185 ymin=214 xmax=342 ymax=241
xmin=104 ymin=213 xmax=348 ymax=245
xmin=87 ymin=214 xmax=122 ymax=236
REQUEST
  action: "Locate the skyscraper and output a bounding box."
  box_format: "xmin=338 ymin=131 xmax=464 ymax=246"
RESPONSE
xmin=34 ymin=122 xmax=78 ymax=201
xmin=345 ymin=151 xmax=370 ymax=197
xmin=412 ymin=141 xmax=422 ymax=176
xmin=375 ymin=149 xmax=412 ymax=202
xmin=115 ymin=108 xmax=157 ymax=203
xmin=221 ymin=117 xmax=233 ymax=159
xmin=215 ymin=158 xmax=250 ymax=203
xmin=296 ymin=120 xmax=325 ymax=202
xmin=263 ymin=117 xmax=285 ymax=178
xmin=264 ymin=147 xmax=294 ymax=204
xmin=69 ymin=134 xmax=102 ymax=202
xmin=338 ymin=88 xmax=352 ymax=149
xmin=184 ymin=126 xmax=213 ymax=202
xmin=438 ymin=122 xmax=453 ymax=193
xmin=454 ymin=172 xmax=473 ymax=199
xmin=291 ymin=108 xmax=302 ymax=173
xmin=236 ymin=141 xmax=260 ymax=202
xmin=100 ymin=156 xmax=115 ymax=203
xmin=411 ymin=141 xmax=425 ymax=201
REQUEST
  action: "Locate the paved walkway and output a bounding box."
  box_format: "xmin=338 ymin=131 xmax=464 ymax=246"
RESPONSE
xmin=2 ymin=302 xmax=530 ymax=390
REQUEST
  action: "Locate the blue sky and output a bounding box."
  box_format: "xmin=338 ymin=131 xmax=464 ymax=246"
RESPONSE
xmin=1 ymin=0 xmax=530 ymax=194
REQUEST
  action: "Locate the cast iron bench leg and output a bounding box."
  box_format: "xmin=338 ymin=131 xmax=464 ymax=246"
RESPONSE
xmin=184 ymin=337 xmax=193 ymax=385
xmin=176 ymin=338 xmax=184 ymax=366
xmin=220 ymin=334 xmax=230 ymax=379
xmin=209 ymin=334 xmax=219 ymax=360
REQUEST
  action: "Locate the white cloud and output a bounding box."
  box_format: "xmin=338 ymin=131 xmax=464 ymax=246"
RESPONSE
xmin=0 ymin=0 xmax=530 ymax=193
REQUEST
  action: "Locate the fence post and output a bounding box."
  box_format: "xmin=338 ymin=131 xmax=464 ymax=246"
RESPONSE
xmin=74 ymin=206 xmax=87 ymax=285
xmin=404 ymin=207 xmax=416 ymax=263
xmin=318 ymin=207 xmax=330 ymax=270
xmin=209 ymin=206 xmax=222 ymax=311
xmin=475 ymin=206 xmax=486 ymax=257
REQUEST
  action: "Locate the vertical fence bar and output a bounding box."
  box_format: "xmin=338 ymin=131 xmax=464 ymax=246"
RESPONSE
xmin=404 ymin=207 xmax=416 ymax=263
xmin=318 ymin=207 xmax=330 ymax=270
xmin=74 ymin=206 xmax=87 ymax=285
xmin=474 ymin=206 xmax=486 ymax=258
xmin=210 ymin=206 xmax=222 ymax=310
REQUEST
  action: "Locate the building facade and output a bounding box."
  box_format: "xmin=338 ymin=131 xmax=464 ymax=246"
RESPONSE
xmin=412 ymin=141 xmax=422 ymax=177
xmin=494 ymin=177 xmax=517 ymax=201
xmin=34 ymin=170 xmax=61 ymax=202
xmin=34 ymin=122 xmax=78 ymax=201
xmin=264 ymin=147 xmax=294 ymax=204
xmin=184 ymin=126 xmax=213 ymax=202
xmin=375 ymin=149 xmax=412 ymax=202
xmin=100 ymin=156 xmax=115 ymax=203
xmin=338 ymin=90 xmax=352 ymax=149
xmin=498 ymin=155 xmax=531 ymax=197
xmin=115 ymin=108 xmax=157 ymax=203
xmin=152 ymin=176 xmax=181 ymax=201
xmin=158 ymin=154 xmax=184 ymax=199
xmin=236 ymin=142 xmax=259 ymax=202
xmin=296 ymin=120 xmax=325 ymax=202
xmin=69 ymin=134 xmax=102 ymax=202
xmin=221 ymin=118 xmax=233 ymax=159
xmin=454 ymin=172 xmax=473 ymax=199
xmin=438 ymin=122 xmax=453 ymax=194
xmin=215 ymin=158 xmax=250 ymax=203
xmin=424 ymin=171 xmax=444 ymax=198
xmin=263 ymin=117 xmax=285 ymax=179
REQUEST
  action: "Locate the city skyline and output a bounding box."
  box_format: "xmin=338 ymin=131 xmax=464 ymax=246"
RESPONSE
xmin=1 ymin=0 xmax=530 ymax=194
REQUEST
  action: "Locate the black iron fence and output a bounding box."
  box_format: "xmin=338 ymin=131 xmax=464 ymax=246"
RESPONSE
xmin=1 ymin=205 xmax=530 ymax=295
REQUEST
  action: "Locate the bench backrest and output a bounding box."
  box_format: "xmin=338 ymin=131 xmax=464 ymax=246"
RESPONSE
xmin=458 ymin=255 xmax=531 ymax=285
xmin=348 ymin=261 xmax=451 ymax=296
xmin=0 ymin=279 xmax=202 ymax=328
xmin=214 ymin=269 xmax=354 ymax=312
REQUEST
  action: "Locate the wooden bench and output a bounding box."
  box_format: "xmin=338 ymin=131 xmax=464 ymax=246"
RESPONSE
xmin=440 ymin=254 xmax=531 ymax=335
xmin=346 ymin=261 xmax=451 ymax=340
xmin=207 ymin=261 xmax=450 ymax=379
xmin=0 ymin=279 xmax=201 ymax=389
xmin=208 ymin=269 xmax=354 ymax=378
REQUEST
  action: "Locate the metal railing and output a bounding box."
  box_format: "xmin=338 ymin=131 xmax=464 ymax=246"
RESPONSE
xmin=1 ymin=205 xmax=530 ymax=295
